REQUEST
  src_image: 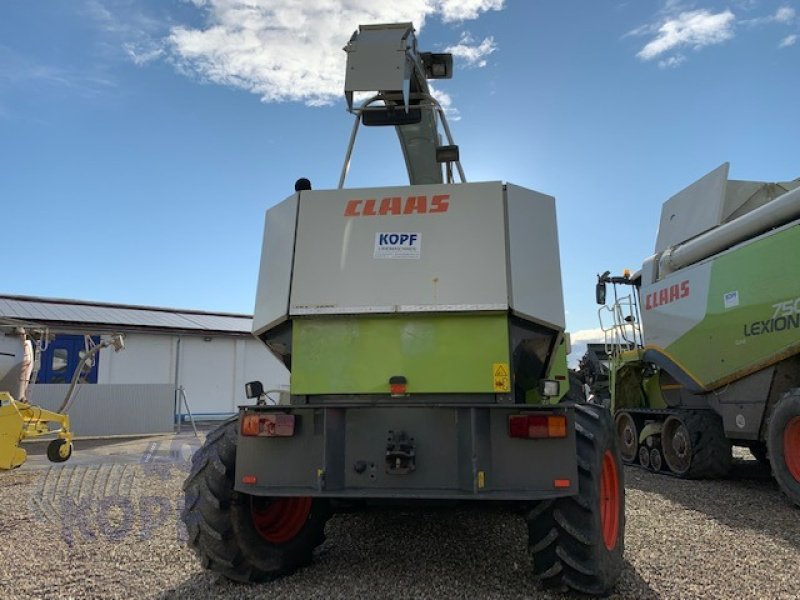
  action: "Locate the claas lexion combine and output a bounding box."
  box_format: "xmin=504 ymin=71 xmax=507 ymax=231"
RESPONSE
xmin=594 ymin=163 xmax=800 ymax=507
xmin=182 ymin=23 xmax=625 ymax=595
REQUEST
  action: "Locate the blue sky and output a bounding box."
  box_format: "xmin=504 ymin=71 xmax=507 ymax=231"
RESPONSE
xmin=1 ymin=0 xmax=798 ymax=356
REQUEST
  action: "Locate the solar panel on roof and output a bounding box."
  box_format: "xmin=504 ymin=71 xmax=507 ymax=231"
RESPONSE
xmin=0 ymin=296 xmax=253 ymax=333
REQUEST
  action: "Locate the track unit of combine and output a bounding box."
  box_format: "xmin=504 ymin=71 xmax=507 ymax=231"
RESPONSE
xmin=595 ymin=163 xmax=800 ymax=507
xmin=182 ymin=23 xmax=625 ymax=595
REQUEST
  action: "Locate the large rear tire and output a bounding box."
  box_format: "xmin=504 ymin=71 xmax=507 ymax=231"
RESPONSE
xmin=767 ymin=389 xmax=800 ymax=508
xmin=181 ymin=419 xmax=330 ymax=581
xmin=528 ymin=404 xmax=625 ymax=596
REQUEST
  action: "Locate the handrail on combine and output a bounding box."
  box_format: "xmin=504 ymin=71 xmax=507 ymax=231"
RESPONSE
xmin=596 ymin=270 xmax=643 ymax=359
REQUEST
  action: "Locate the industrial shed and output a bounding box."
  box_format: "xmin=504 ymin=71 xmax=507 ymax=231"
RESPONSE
xmin=0 ymin=294 xmax=288 ymax=436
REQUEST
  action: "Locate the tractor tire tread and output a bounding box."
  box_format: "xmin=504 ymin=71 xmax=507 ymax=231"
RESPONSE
xmin=180 ymin=419 xmax=329 ymax=582
xmin=527 ymin=404 xmax=624 ymax=597
xmin=680 ymin=411 xmax=732 ymax=479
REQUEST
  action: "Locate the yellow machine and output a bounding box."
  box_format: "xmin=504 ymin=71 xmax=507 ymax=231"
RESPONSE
xmin=0 ymin=319 xmax=122 ymax=470
xmin=0 ymin=391 xmax=73 ymax=469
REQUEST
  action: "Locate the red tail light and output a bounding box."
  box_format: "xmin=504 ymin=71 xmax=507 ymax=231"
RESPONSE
xmin=389 ymin=375 xmax=407 ymax=397
xmin=241 ymin=413 xmax=296 ymax=437
xmin=508 ymin=414 xmax=568 ymax=439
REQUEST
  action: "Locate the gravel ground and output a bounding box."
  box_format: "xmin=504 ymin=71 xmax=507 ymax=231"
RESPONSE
xmin=1 ymin=445 xmax=798 ymax=600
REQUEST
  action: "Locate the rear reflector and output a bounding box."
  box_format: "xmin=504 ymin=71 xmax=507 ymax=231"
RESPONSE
xmin=554 ymin=479 xmax=571 ymax=489
xmin=241 ymin=413 xmax=296 ymax=437
xmin=508 ymin=414 xmax=568 ymax=439
xmin=242 ymin=475 xmax=257 ymax=485
xmin=389 ymin=375 xmax=407 ymax=397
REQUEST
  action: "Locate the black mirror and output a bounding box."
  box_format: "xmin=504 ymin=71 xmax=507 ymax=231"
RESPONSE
xmin=596 ymin=282 xmax=607 ymax=305
xmin=362 ymin=107 xmax=422 ymax=127
xmin=245 ymin=380 xmax=264 ymax=399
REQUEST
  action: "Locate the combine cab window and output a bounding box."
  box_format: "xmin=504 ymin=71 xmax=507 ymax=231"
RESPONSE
xmin=37 ymin=335 xmax=100 ymax=384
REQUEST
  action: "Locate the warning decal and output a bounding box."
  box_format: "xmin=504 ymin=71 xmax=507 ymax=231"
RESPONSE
xmin=492 ymin=363 xmax=510 ymax=392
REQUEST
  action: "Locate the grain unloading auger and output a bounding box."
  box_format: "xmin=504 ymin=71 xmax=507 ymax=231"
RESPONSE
xmin=594 ymin=163 xmax=800 ymax=507
xmin=181 ymin=23 xmax=625 ymax=595
xmin=0 ymin=321 xmax=124 ymax=469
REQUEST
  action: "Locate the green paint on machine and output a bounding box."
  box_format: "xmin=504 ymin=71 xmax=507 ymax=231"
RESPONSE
xmin=291 ymin=313 xmax=511 ymax=395
xmin=666 ymin=224 xmax=800 ymax=387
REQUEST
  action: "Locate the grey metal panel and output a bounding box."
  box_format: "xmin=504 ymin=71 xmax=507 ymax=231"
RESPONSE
xmin=290 ymin=182 xmax=509 ymax=315
xmin=343 ymin=408 xmax=460 ymax=491
xmin=655 ymin=163 xmax=729 ymax=253
xmin=252 ymin=193 xmax=299 ymax=336
xmin=344 ymin=23 xmax=410 ymax=99
xmin=0 ymin=296 xmax=253 ymax=333
xmin=235 ymin=404 xmax=579 ymax=500
xmin=26 ymin=383 xmax=175 ymax=436
xmin=505 ymin=184 xmax=566 ymax=330
xmin=707 ymin=367 xmax=773 ymax=440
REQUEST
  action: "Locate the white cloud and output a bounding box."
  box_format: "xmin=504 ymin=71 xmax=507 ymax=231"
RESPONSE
xmin=445 ymin=33 xmax=497 ymax=68
xmin=774 ymin=6 xmax=797 ymax=23
xmin=779 ymin=33 xmax=798 ymax=46
xmin=124 ymin=41 xmax=165 ymax=66
xmin=567 ymin=328 xmax=606 ymax=368
xmin=741 ymin=5 xmax=797 ymax=26
xmin=629 ymin=3 xmax=798 ymax=67
xmin=636 ymin=9 xmax=736 ymax=61
xmin=429 ymin=85 xmax=461 ymax=120
xmin=570 ymin=327 xmax=606 ymax=343
xmin=166 ymin=0 xmax=504 ymax=107
xmin=658 ymin=54 xmax=686 ymax=68
xmin=439 ymin=0 xmax=504 ymax=23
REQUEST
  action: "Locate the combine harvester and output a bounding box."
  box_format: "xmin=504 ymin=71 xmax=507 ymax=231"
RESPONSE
xmin=595 ymin=163 xmax=800 ymax=507
xmin=182 ymin=23 xmax=625 ymax=595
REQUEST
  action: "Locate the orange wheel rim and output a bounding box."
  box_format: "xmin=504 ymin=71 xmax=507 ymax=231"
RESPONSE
xmin=250 ymin=496 xmax=312 ymax=544
xmin=600 ymin=450 xmax=620 ymax=551
xmin=785 ymin=417 xmax=800 ymax=482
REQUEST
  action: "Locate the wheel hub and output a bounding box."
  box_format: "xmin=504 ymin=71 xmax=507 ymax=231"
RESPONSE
xmin=250 ymin=496 xmax=313 ymax=544
xmin=599 ymin=450 xmax=620 ymax=551
xmin=672 ymin=429 xmax=689 ymax=458
xmin=616 ymin=413 xmax=638 ymax=463
xmin=662 ymin=417 xmax=692 ymax=475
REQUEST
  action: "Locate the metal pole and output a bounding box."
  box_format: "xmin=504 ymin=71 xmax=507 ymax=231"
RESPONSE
xmin=434 ymin=105 xmax=465 ymax=183
xmin=174 ymin=336 xmax=182 ymax=432
xmin=340 ymin=94 xmax=467 ymax=187
xmin=339 ymin=95 xmax=379 ymax=189
xmin=179 ymin=386 xmax=199 ymax=438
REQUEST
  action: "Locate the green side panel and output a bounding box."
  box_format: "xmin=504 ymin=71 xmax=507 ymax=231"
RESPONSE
xmin=610 ymin=351 xmax=666 ymax=412
xmin=667 ymin=224 xmax=800 ymax=386
xmin=292 ymin=314 xmax=510 ymax=395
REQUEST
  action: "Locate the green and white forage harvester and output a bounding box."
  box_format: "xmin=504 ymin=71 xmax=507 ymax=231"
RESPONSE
xmin=182 ymin=23 xmax=624 ymax=595
xmin=595 ymin=163 xmax=800 ymax=507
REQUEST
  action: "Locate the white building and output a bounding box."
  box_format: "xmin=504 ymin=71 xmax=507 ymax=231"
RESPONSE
xmin=0 ymin=294 xmax=289 ymax=436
